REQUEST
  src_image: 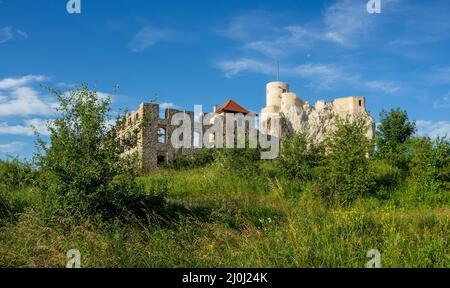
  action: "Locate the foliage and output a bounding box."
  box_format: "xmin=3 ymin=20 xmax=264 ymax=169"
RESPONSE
xmin=0 ymin=157 xmax=34 ymax=191
xmin=0 ymin=158 xmax=35 ymax=219
xmin=317 ymin=116 xmax=373 ymax=206
xmin=368 ymin=159 xmax=402 ymax=187
xmin=407 ymin=136 xmax=450 ymax=188
xmin=376 ymin=108 xmax=416 ymax=167
xmin=1 ymin=98 xmax=449 ymax=267
xmin=162 ymin=149 xmax=215 ymax=170
xmin=215 ymin=139 xmax=261 ymax=177
xmin=277 ymin=129 xmax=324 ymax=183
xmin=0 ymin=166 xmax=448 ymax=268
xmin=33 ymin=84 xmax=159 ymax=219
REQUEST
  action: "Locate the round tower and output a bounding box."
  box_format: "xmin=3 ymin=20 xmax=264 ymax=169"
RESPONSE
xmin=266 ymin=81 xmax=289 ymax=108
xmin=281 ymin=92 xmax=302 ymax=112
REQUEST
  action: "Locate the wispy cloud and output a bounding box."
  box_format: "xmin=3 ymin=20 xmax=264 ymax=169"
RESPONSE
xmin=0 ymin=75 xmax=47 ymax=90
xmin=129 ymin=26 xmax=176 ymax=52
xmin=0 ymin=86 xmax=56 ymax=117
xmin=219 ymin=10 xmax=280 ymax=40
xmin=0 ymin=119 xmax=49 ymax=136
xmin=218 ymin=0 xmax=403 ymax=58
xmin=433 ymin=93 xmax=450 ymax=109
xmin=215 ymin=58 xmax=273 ymax=78
xmin=425 ymin=66 xmax=450 ymax=84
xmin=215 ymin=58 xmax=401 ymax=94
xmin=0 ymin=27 xmax=13 ymax=44
xmin=416 ymin=120 xmax=450 ymax=139
xmin=160 ymin=102 xmax=175 ymax=109
xmin=0 ymin=142 xmax=26 ymax=153
xmin=0 ymin=26 xmax=28 ymax=44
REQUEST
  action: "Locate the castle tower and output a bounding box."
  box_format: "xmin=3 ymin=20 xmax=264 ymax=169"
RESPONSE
xmin=266 ymin=81 xmax=289 ymax=109
xmin=261 ymin=81 xmax=290 ymax=136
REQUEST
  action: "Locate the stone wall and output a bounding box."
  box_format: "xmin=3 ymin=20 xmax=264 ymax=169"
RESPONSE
xmin=120 ymin=103 xmax=197 ymax=174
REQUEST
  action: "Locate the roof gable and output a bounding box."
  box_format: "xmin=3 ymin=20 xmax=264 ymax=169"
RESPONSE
xmin=216 ymin=100 xmax=250 ymax=114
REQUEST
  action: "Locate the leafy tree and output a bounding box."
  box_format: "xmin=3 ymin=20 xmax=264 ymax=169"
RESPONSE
xmin=317 ymin=116 xmax=372 ymax=206
xmin=376 ymin=108 xmax=416 ymax=166
xmin=34 ymin=84 xmax=154 ymax=218
xmin=277 ymin=129 xmax=324 ymax=182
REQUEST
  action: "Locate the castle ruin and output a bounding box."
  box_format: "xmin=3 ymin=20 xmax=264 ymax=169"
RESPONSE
xmin=121 ymin=81 xmax=375 ymax=173
xmin=260 ymin=81 xmax=375 ymax=142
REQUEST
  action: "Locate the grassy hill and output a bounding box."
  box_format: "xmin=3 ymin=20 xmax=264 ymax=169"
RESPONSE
xmin=0 ymin=164 xmax=448 ymax=268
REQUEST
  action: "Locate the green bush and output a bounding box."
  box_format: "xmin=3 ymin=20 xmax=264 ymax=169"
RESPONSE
xmin=368 ymin=159 xmax=403 ymax=189
xmin=163 ymin=149 xmax=215 ymax=170
xmin=212 ymin=133 xmax=262 ymax=177
xmin=317 ymin=116 xmax=373 ymax=206
xmin=215 ymin=144 xmax=261 ymax=177
xmin=34 ymin=84 xmax=160 ymax=219
xmin=277 ymin=130 xmax=324 ymax=182
xmin=0 ymin=194 xmax=9 ymax=219
xmin=0 ymin=157 xmax=34 ymax=191
xmin=407 ymin=137 xmax=450 ymax=189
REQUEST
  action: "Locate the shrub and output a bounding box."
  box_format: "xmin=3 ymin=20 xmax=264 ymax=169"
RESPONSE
xmin=368 ymin=159 xmax=403 ymax=198
xmin=0 ymin=194 xmax=9 ymax=219
xmin=277 ymin=129 xmax=324 ymax=182
xmin=0 ymin=157 xmax=34 ymax=191
xmin=317 ymin=116 xmax=373 ymax=206
xmin=215 ymin=143 xmax=261 ymax=177
xmin=163 ymin=149 xmax=215 ymax=170
xmin=407 ymin=136 xmax=450 ymax=189
xmin=34 ymin=84 xmax=158 ymax=219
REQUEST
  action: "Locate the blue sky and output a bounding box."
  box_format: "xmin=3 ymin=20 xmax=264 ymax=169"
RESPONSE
xmin=1 ymin=0 xmax=449 ymax=159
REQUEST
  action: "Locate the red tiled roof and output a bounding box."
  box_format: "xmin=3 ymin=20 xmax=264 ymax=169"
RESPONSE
xmin=216 ymin=100 xmax=250 ymax=114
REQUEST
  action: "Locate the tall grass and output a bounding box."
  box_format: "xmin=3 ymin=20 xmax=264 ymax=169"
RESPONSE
xmin=0 ymin=164 xmax=448 ymax=268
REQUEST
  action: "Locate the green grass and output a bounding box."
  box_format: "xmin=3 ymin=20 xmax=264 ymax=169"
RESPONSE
xmin=0 ymin=165 xmax=449 ymax=268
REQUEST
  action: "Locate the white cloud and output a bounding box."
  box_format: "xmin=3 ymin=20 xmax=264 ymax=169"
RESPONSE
xmin=0 ymin=119 xmax=49 ymax=136
xmin=0 ymin=75 xmax=48 ymax=90
xmin=323 ymin=0 xmax=376 ymax=47
xmin=433 ymin=93 xmax=450 ymax=109
xmin=0 ymin=86 xmax=56 ymax=117
xmin=215 ymin=58 xmax=273 ymax=78
xmin=95 ymin=91 xmax=111 ymax=102
xmin=0 ymin=27 xmax=13 ymax=44
xmin=129 ymin=26 xmax=176 ymax=52
xmin=426 ymin=66 xmax=450 ymax=84
xmin=364 ymin=81 xmax=401 ymax=94
xmin=16 ymin=29 xmax=28 ymax=39
xmin=215 ymin=58 xmax=401 ymax=93
xmin=160 ymin=102 xmax=174 ymax=109
xmin=0 ymin=142 xmax=26 ymax=153
xmin=220 ymin=10 xmax=280 ymax=40
xmin=219 ymin=0 xmax=401 ymax=58
xmin=416 ymin=120 xmax=450 ymax=139
xmin=0 ymin=26 xmax=28 ymax=44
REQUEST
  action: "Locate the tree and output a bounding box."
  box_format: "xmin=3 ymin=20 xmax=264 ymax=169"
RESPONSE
xmin=376 ymin=108 xmax=416 ymax=166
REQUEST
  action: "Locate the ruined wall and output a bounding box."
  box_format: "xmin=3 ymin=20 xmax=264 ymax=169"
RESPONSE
xmin=120 ymin=103 xmax=197 ymax=174
xmin=261 ymin=82 xmax=375 ymax=142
